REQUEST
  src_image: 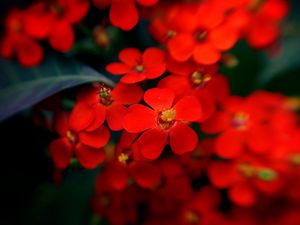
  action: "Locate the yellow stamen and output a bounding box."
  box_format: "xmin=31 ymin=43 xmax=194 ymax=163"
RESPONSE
xmin=118 ymin=153 xmax=129 ymax=165
xmin=160 ymin=109 xmax=176 ymax=122
xmin=136 ymin=65 xmax=144 ymax=73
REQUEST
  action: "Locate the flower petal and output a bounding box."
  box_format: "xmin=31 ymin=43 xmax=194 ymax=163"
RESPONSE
xmin=106 ymin=62 xmax=131 ymax=75
xmin=173 ymin=96 xmax=203 ymax=121
xmin=193 ymin=43 xmax=221 ymax=65
xmin=49 ymin=20 xmax=74 ymax=53
xmin=137 ymin=128 xmax=168 ymax=160
xmin=49 ymin=138 xmax=73 ymax=169
xmin=142 ymin=47 xmax=165 ymax=67
xmin=75 ymin=144 xmax=106 ymax=169
xmin=69 ymin=103 xmax=95 ymax=132
xmin=110 ymin=0 xmax=138 ymax=30
xmin=215 ymin=129 xmax=244 ymax=159
xmin=129 ymin=162 xmax=161 ymax=188
xmin=144 ymin=88 xmax=175 ymax=111
xmin=79 ymin=125 xmax=110 ymax=148
xmin=107 ymin=162 xmax=129 ymax=190
xmin=112 ymin=83 xmax=144 ymax=105
xmin=106 ymin=104 xmax=127 ymax=131
xmin=119 ymin=47 xmax=141 ymax=66
xmin=123 ymin=104 xmax=156 ymax=132
xmin=120 ymin=72 xmax=146 ymax=84
xmin=169 ymin=123 xmax=198 ymax=154
xmin=207 ymin=162 xmax=238 ymax=188
xmin=167 ymin=34 xmax=195 ymax=61
xmin=229 ymin=182 xmax=256 ymax=206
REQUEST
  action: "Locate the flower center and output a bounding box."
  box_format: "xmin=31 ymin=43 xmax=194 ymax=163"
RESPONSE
xmin=157 ymin=109 xmax=176 ymax=130
xmin=195 ymin=30 xmax=207 ymax=42
xmin=98 ymin=84 xmax=113 ymax=106
xmin=232 ymin=112 xmax=249 ymax=130
xmin=248 ymin=0 xmax=265 ymax=11
xmin=190 ymin=71 xmax=211 ymax=89
xmin=117 ymin=148 xmax=134 ymax=165
xmin=118 ymin=153 xmax=129 ymax=165
xmin=135 ymin=64 xmax=144 ymax=73
xmin=290 ymin=154 xmax=300 ymax=166
xmin=166 ymin=30 xmax=177 ymax=39
xmin=66 ymin=130 xmax=78 ymax=144
xmin=9 ymin=19 xmax=22 ymax=33
xmin=184 ymin=210 xmax=201 ymax=225
xmin=257 ymin=168 xmax=278 ymax=181
xmin=239 ymin=163 xmax=256 ymax=178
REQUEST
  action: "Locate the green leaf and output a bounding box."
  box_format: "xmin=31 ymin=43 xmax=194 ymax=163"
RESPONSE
xmin=258 ymin=36 xmax=300 ymax=86
xmin=0 ymin=54 xmax=114 ymax=121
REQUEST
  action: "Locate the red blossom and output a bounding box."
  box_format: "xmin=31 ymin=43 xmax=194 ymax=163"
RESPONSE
xmin=123 ymin=88 xmax=202 ymax=159
xmin=106 ymin=47 xmax=166 ymax=84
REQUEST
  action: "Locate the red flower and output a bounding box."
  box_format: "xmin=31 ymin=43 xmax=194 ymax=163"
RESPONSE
xmin=93 ymin=0 xmax=159 ymax=30
xmin=69 ymin=82 xmax=143 ymax=132
xmin=1 ymin=9 xmax=43 ymax=67
xmin=123 ymin=88 xmax=202 ymax=159
xmin=24 ymin=0 xmax=90 ymax=52
xmin=208 ymin=155 xmax=284 ymax=206
xmin=106 ymin=47 xmax=166 ymax=84
xmin=106 ymin=131 xmax=162 ymax=190
xmin=49 ymin=111 xmax=110 ymax=169
xmin=201 ymin=96 xmax=273 ymax=159
xmin=149 ymin=2 xmax=240 ymax=65
xmin=158 ymin=57 xmax=229 ymax=121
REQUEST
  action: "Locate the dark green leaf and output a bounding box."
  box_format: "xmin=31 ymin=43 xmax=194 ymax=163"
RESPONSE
xmin=0 ymin=54 xmax=114 ymax=121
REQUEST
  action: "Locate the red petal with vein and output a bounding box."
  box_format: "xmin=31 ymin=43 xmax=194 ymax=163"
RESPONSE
xmin=207 ymin=162 xmax=238 ymax=188
xmin=106 ymin=104 xmax=127 ymax=131
xmin=136 ymin=0 xmax=158 ymax=7
xmin=107 ymin=162 xmax=128 ymax=190
xmin=119 ymin=47 xmax=141 ymax=66
xmin=167 ymin=34 xmax=195 ymax=61
xmin=144 ymin=88 xmax=174 ymax=111
xmin=215 ymin=129 xmax=244 ymax=159
xmin=210 ymin=24 xmax=238 ymax=50
xmin=137 ymin=128 xmax=168 ymax=160
xmin=79 ymin=125 xmax=110 ymax=148
xmin=16 ymin=37 xmax=43 ymax=67
xmin=69 ymin=103 xmax=94 ymax=132
xmin=142 ymin=47 xmax=165 ymax=67
xmin=169 ymin=123 xmax=198 ymax=154
xmin=201 ymin=111 xmax=230 ymax=134
xmin=229 ymin=182 xmax=256 ymax=206
xmin=85 ymin=104 xmax=106 ymax=131
xmin=64 ymin=0 xmax=90 ymax=23
xmin=75 ymin=144 xmax=106 ymax=169
xmin=174 ymin=96 xmax=202 ymax=121
xmin=112 ymin=83 xmax=143 ymax=105
xmin=49 ymin=20 xmax=74 ymax=52
xmin=49 ymin=138 xmax=73 ymax=169
xmin=110 ymin=0 xmax=138 ymax=30
xmin=130 ymin=162 xmax=161 ymax=188
xmin=193 ymin=43 xmax=221 ymax=65
xmin=123 ymin=104 xmax=156 ymax=132
xmin=120 ymin=72 xmax=146 ymax=84
xmin=106 ymin=62 xmax=131 ymax=75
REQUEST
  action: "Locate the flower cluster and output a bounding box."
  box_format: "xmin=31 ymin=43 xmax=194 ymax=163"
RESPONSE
xmin=1 ymin=0 xmax=90 ymax=66
xmin=2 ymin=0 xmax=298 ymax=224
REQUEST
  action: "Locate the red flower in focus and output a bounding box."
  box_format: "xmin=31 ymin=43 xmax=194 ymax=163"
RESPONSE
xmin=93 ymin=0 xmax=159 ymax=30
xmin=106 ymin=47 xmax=166 ymax=84
xmin=24 ymin=0 xmax=90 ymax=52
xmin=69 ymin=82 xmax=143 ymax=132
xmin=1 ymin=9 xmax=43 ymax=67
xmin=49 ymin=111 xmax=110 ymax=169
xmin=123 ymin=88 xmax=202 ymax=159
xmin=158 ymin=57 xmax=229 ymax=121
xmin=208 ymin=155 xmax=283 ymax=206
xmin=106 ymin=131 xmax=162 ymax=190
